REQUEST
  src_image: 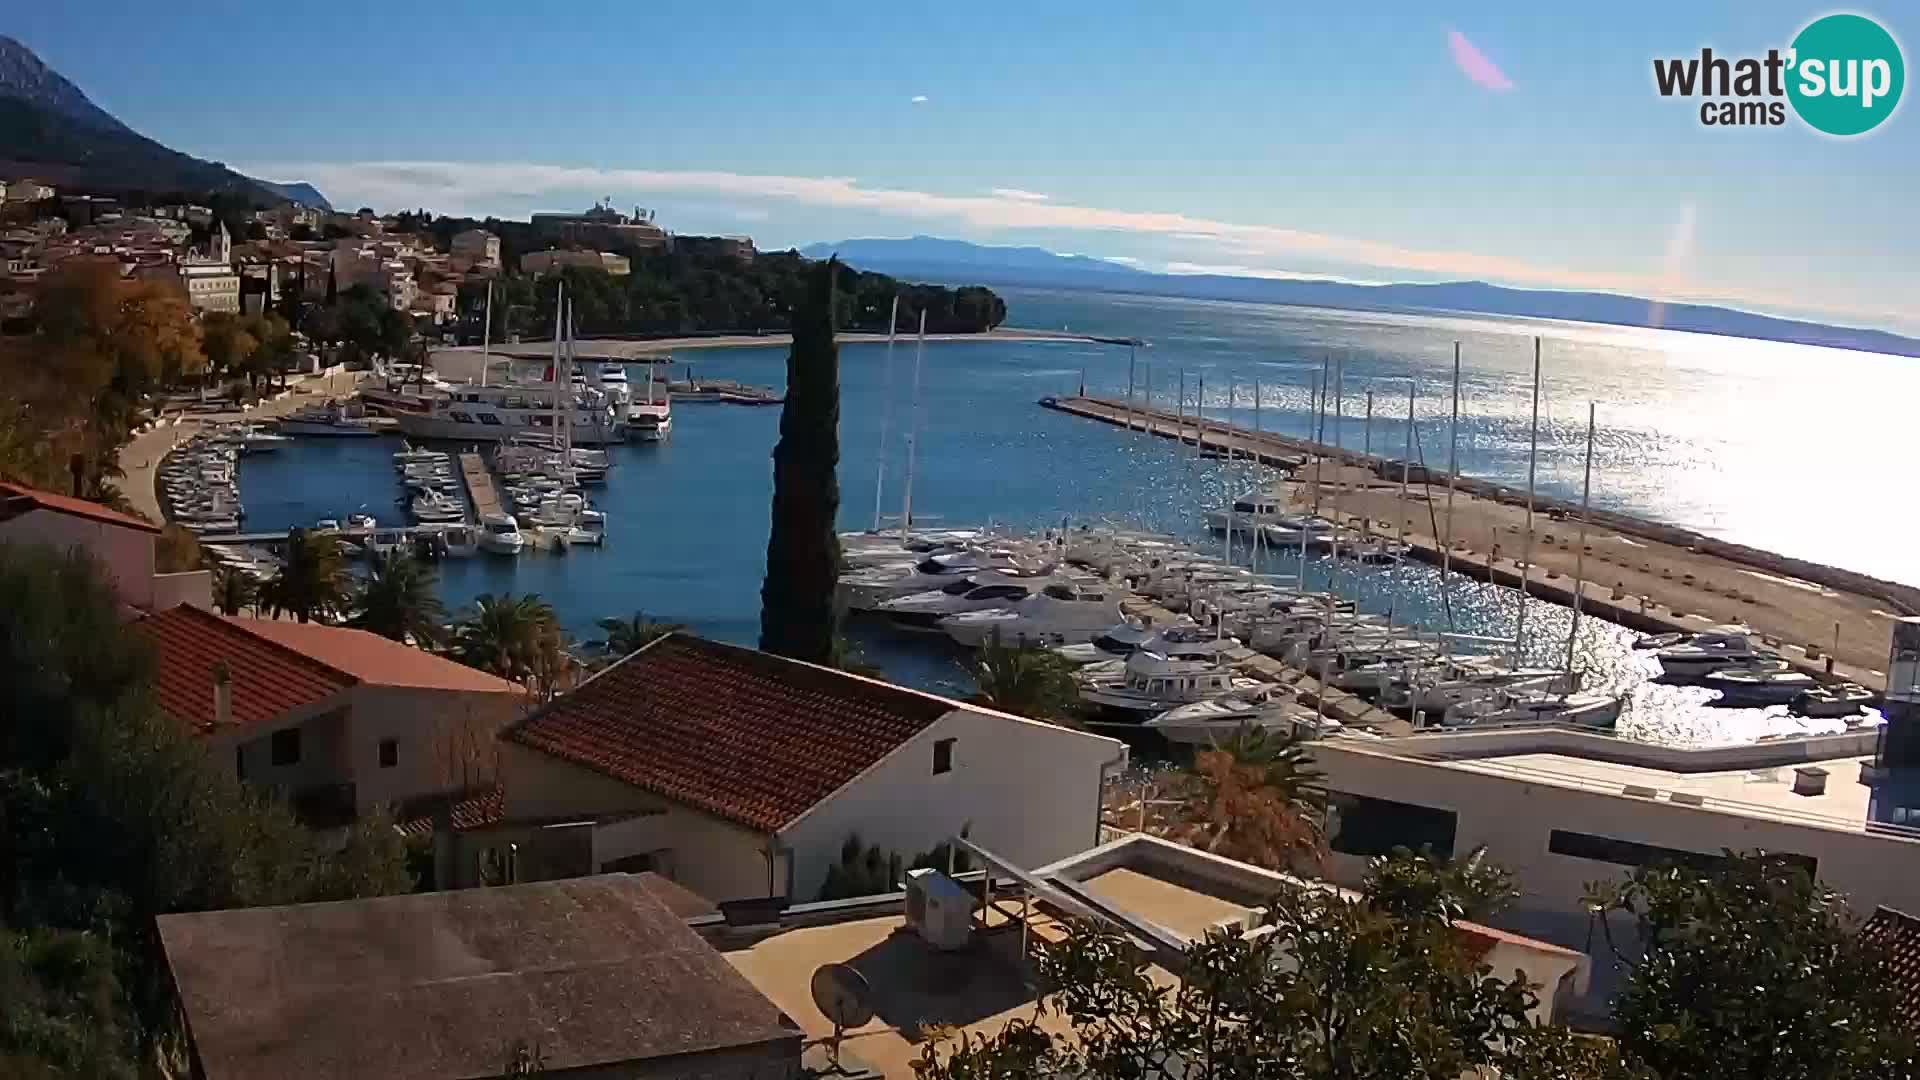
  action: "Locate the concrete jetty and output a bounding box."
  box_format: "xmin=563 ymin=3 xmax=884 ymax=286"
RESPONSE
xmin=459 ymin=452 xmax=502 ymax=519
xmin=1051 ymin=394 xmax=1909 ymax=691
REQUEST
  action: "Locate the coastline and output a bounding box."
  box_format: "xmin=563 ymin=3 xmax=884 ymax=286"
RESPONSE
xmin=437 ymin=326 xmax=1108 ymax=362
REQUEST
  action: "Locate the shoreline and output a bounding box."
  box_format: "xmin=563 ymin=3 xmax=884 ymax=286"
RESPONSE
xmin=436 ymin=326 xmax=1109 ymax=362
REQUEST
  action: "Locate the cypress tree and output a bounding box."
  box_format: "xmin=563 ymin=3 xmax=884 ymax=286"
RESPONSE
xmin=760 ymin=258 xmax=843 ymax=663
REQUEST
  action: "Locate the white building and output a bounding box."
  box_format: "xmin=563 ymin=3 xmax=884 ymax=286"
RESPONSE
xmin=0 ymin=480 xmax=211 ymax=612
xmin=520 ymin=248 xmax=631 ymax=276
xmin=178 ymin=221 xmax=239 ymax=313
xmin=2 ymin=178 xmax=54 ymax=202
xmin=432 ymin=633 xmax=1128 ymax=901
xmin=451 ymin=228 xmax=500 ymax=268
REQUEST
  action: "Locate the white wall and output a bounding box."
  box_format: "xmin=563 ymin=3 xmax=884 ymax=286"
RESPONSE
xmin=499 ymin=742 xmax=784 ymax=903
xmin=0 ymin=509 xmax=156 ymax=607
xmin=344 ymin=686 xmax=525 ymax=811
xmin=778 ymin=708 xmax=1125 ymax=903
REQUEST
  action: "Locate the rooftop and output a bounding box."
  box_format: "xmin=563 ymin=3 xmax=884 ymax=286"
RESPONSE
xmin=137 ymin=606 xmax=523 ymax=732
xmin=157 ymin=874 xmax=799 ymax=1080
xmin=506 ymin=633 xmax=958 ymax=833
xmin=0 ymin=479 xmax=159 ymax=533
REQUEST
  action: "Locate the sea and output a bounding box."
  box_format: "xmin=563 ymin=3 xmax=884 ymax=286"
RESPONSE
xmin=235 ymin=287 xmax=1917 ymax=746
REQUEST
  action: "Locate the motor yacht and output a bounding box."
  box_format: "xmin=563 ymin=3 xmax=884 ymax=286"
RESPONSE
xmin=276 ymin=403 xmax=380 ymax=437
xmin=1655 ymin=628 xmax=1774 ymax=680
xmin=877 ymin=572 xmax=1059 ymax=631
xmin=939 ymin=582 xmax=1124 ymax=648
xmin=1145 ymin=685 xmax=1341 ymax=745
xmin=478 ymin=513 xmax=526 ymax=555
xmin=1078 ymin=646 xmax=1268 ymax=718
xmin=1703 ymin=664 xmax=1817 ymax=707
xmin=1438 ymin=690 xmax=1622 ymax=730
xmin=839 ymin=547 xmax=1053 ymax=611
xmin=411 ymin=492 xmax=466 ymax=524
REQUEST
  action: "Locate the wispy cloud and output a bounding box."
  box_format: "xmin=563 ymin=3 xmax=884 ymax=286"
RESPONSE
xmin=1447 ymin=30 xmax=1514 ymax=92
xmin=989 ymin=187 xmax=1050 ymax=202
xmin=244 ymin=159 xmax=1901 ymax=324
xmin=910 ymin=94 xmax=929 ymax=104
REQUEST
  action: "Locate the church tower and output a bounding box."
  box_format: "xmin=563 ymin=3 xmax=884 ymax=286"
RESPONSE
xmin=209 ymin=221 xmax=232 ymax=264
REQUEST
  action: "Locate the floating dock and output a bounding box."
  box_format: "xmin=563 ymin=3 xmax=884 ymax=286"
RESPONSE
xmin=1046 ymin=394 xmax=1914 ymax=691
xmin=459 ymin=452 xmax=502 ymax=520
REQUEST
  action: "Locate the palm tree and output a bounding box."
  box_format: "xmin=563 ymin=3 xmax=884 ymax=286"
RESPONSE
xmin=211 ymin=568 xmax=256 ymax=617
xmin=968 ymin=629 xmax=1081 ymax=724
xmin=260 ymin=527 xmax=349 ymax=624
xmin=1159 ymin=723 xmax=1327 ymax=873
xmin=351 ymin=550 xmax=446 ymax=645
xmin=593 ymin=610 xmax=683 ymax=662
xmin=452 ymin=592 xmax=567 ymax=694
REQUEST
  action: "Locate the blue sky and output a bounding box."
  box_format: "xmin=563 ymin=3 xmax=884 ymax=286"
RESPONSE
xmin=10 ymin=2 xmax=1915 ymax=330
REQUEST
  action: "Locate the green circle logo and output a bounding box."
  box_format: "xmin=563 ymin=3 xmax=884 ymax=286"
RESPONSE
xmin=1787 ymin=14 xmax=1904 ymax=136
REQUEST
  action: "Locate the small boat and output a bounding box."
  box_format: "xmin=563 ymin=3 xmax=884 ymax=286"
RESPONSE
xmin=1704 ymin=665 xmax=1817 ymax=707
xmin=1656 ymin=628 xmax=1773 ymax=679
xmin=315 ymin=518 xmax=341 ymax=532
xmin=1145 ymin=686 xmax=1339 ymax=745
xmin=1440 ymin=691 xmax=1622 ymax=730
xmin=1632 ymin=631 xmax=1687 ymax=650
xmin=478 ymin=513 xmax=526 ymax=555
xmin=564 ymin=526 xmax=604 ymax=546
xmin=346 ymin=513 xmax=377 ymax=530
xmin=1794 ymin=682 xmax=1875 ymax=719
xmin=438 ymin=525 xmax=480 ymax=558
xmin=364 ymin=529 xmax=409 ymax=559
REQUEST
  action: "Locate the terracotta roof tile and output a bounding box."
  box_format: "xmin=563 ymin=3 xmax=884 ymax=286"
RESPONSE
xmin=1860 ymin=906 xmax=1920 ymax=1029
xmin=506 ymin=634 xmax=956 ymax=833
xmin=0 ymin=480 xmax=159 ymax=533
xmin=393 ymin=786 xmax=507 ymax=838
xmin=135 ymin=606 xmax=353 ymax=732
xmin=238 ymin=618 xmax=525 ymax=695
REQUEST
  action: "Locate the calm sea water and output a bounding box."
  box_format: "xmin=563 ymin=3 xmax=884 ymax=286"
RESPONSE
xmin=236 ymin=288 xmax=1909 ymax=744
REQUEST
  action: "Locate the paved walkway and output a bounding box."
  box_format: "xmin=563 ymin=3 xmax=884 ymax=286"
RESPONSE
xmin=114 ymin=371 xmax=370 ymax=524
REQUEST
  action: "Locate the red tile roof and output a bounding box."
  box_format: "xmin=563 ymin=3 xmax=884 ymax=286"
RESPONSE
xmin=506 ymin=634 xmax=957 ymax=834
xmin=135 ymin=607 xmax=522 ymax=733
xmin=0 ymin=480 xmax=159 ymax=534
xmin=136 ymin=605 xmax=352 ymax=731
xmin=394 ymin=786 xmax=507 ymax=839
xmin=1860 ymin=906 xmax=1920 ymax=1029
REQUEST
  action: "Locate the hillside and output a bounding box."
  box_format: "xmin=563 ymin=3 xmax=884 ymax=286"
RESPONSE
xmin=0 ymin=35 xmax=326 ymax=206
xmin=811 ymin=236 xmax=1920 ymax=359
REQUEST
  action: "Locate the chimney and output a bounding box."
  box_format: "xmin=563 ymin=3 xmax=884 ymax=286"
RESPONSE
xmin=211 ymin=660 xmax=233 ymax=728
xmin=1792 ymin=766 xmax=1829 ymax=797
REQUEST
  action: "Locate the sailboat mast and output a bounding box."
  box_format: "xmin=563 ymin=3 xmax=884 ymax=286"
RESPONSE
xmin=1516 ymin=337 xmax=1541 ymax=666
xmin=899 ymin=309 xmax=927 ymax=542
xmin=1566 ymin=400 xmax=1597 ymax=676
xmin=1443 ymin=344 xmax=1460 ymax=627
xmin=1400 ymin=380 xmax=1413 ymax=548
xmin=1252 ymin=380 xmax=1263 ymax=574
xmin=872 ymin=295 xmax=899 ymax=532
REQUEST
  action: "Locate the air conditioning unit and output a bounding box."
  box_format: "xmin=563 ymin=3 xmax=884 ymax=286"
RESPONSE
xmin=904 ymin=868 xmax=972 ymax=951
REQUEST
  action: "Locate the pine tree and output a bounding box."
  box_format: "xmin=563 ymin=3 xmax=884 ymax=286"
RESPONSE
xmin=759 ymin=258 xmax=842 ymax=663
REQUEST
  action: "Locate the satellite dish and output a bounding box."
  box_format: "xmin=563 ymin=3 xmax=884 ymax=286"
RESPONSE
xmin=810 ymin=962 xmax=874 ymax=1031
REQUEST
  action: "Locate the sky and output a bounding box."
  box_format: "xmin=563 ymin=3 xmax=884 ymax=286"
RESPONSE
xmin=9 ymin=1 xmax=1916 ymax=331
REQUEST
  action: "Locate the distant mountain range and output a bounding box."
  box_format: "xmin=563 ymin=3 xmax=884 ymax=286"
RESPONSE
xmin=805 ymin=236 xmax=1920 ymax=359
xmin=0 ymin=35 xmax=329 ymax=208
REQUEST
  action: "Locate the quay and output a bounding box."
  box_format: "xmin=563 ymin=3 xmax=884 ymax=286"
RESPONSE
xmin=1047 ymin=394 xmax=1913 ymax=691
xmin=459 ymin=452 xmax=503 ymax=520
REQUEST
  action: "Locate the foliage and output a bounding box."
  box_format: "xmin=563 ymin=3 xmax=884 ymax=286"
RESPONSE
xmin=211 ymin=567 xmax=256 ymax=616
xmin=351 ymin=550 xmax=447 ymax=645
xmin=260 ymin=527 xmax=351 ymax=624
xmin=968 ymin=629 xmax=1081 ymax=723
xmin=153 ymin=523 xmax=202 ymax=573
xmin=0 ymin=542 xmax=410 ymax=1074
xmin=1363 ymin=845 xmax=1516 ymax=924
xmin=452 ymin=592 xmax=568 ymax=697
xmin=759 ymin=258 xmax=842 ymax=664
xmin=592 ymin=610 xmax=683 ymax=662
xmin=815 ymin=828 xmax=975 ymax=902
xmin=828 ymin=633 xmax=883 ymax=679
xmin=1589 ymin=851 xmax=1919 ymax=1080
xmin=914 ymin=848 xmax=1641 ymax=1080
xmin=1152 ymin=724 xmax=1326 ymax=874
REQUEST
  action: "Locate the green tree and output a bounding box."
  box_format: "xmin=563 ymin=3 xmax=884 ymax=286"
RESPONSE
xmin=199 ymin=311 xmax=258 ymax=386
xmin=1362 ymin=845 xmax=1516 ymax=924
xmin=593 ymin=611 xmax=682 ymax=662
xmin=350 ymin=550 xmax=446 ymax=645
xmin=210 ymin=567 xmax=257 ymax=617
xmin=759 ymin=258 xmax=842 ymax=664
xmin=913 ymin=847 xmax=1640 ymax=1080
xmin=968 ymin=629 xmax=1081 ymax=723
xmin=1154 ymin=724 xmax=1325 ymax=874
xmin=260 ymin=527 xmax=350 ymax=624
xmin=453 ymin=592 xmax=566 ymax=693
xmin=1590 ymin=852 xmax=1918 ymax=1080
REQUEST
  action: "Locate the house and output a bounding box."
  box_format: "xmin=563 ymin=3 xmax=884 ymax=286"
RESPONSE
xmin=2 ymin=178 xmax=55 ymax=202
xmin=156 ymin=874 xmax=803 ymax=1080
xmin=134 ymin=605 xmax=527 ymax=823
xmin=450 ymin=228 xmax=500 ymax=268
xmin=0 ymin=480 xmax=209 ymax=611
xmin=531 ymin=201 xmax=668 ymax=250
xmin=521 ymin=248 xmax=631 ymax=276
xmin=454 ymin=633 xmax=1127 ymax=902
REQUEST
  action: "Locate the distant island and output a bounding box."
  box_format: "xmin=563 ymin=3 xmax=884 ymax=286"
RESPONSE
xmin=804 ymin=236 xmax=1920 ymax=359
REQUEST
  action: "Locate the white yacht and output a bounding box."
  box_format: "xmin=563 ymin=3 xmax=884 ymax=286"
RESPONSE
xmin=411 ymin=492 xmax=466 ymax=524
xmin=383 ymin=383 xmax=627 ymax=445
xmin=1204 ymin=495 xmax=1293 ymax=535
xmin=1051 ymin=617 xmax=1194 ymax=665
xmin=478 ymin=513 xmax=526 ymax=555
xmin=1439 ymin=690 xmax=1623 ymax=730
xmin=1656 ymin=628 xmax=1773 ymax=680
xmin=1078 ymin=648 xmax=1268 ymax=718
xmin=625 ymin=362 xmax=672 ymax=441
xmin=840 ymin=548 xmax=1052 ymax=611
xmin=939 ymin=582 xmax=1124 ymax=648
xmin=1145 ymin=685 xmax=1341 ymax=745
xmin=1703 ymin=664 xmax=1817 ymax=706
xmin=877 ymin=573 xmax=1055 ymax=631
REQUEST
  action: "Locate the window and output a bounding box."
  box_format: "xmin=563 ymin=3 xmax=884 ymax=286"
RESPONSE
xmin=1547 ymin=830 xmax=1817 ymax=876
xmin=449 ymin=411 xmax=474 ymax=424
xmin=378 ymin=738 xmax=398 ymax=768
xmin=235 ymin=746 xmax=246 ymax=781
xmin=270 ymin=727 xmax=302 ymax=767
xmin=932 ymin=737 xmax=956 ymax=775
xmin=478 ymin=413 xmax=503 ymax=425
xmin=1328 ymin=792 xmax=1457 ymax=858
